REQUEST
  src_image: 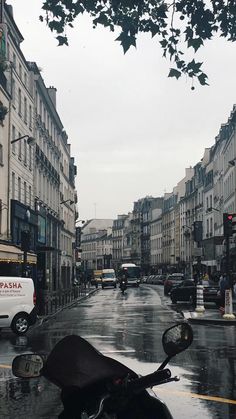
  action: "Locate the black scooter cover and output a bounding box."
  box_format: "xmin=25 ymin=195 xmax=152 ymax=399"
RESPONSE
xmin=42 ymin=335 xmax=137 ymax=389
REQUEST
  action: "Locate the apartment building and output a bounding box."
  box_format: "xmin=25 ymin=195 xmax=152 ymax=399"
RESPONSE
xmin=0 ymin=3 xmax=78 ymax=295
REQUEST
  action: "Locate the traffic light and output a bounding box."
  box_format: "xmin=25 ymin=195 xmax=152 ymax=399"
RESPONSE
xmin=21 ymin=230 xmax=31 ymax=252
xmin=223 ymin=213 xmax=234 ymax=236
xmin=193 ymin=221 xmax=203 ymax=242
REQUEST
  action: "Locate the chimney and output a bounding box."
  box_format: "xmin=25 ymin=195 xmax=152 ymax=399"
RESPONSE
xmin=47 ymin=86 xmax=57 ymax=108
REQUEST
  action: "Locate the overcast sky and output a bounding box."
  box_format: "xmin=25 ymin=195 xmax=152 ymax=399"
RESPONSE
xmin=9 ymin=1 xmax=236 ymax=220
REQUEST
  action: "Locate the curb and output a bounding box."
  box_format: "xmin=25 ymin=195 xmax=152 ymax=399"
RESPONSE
xmin=181 ymin=311 xmax=236 ymax=325
xmin=31 ymin=288 xmax=98 ymax=331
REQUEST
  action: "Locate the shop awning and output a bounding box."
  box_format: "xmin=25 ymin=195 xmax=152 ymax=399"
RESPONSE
xmin=192 ymin=260 xmax=217 ymax=266
xmin=201 ymin=260 xmax=217 ymax=267
xmin=0 ymin=244 xmax=37 ymax=264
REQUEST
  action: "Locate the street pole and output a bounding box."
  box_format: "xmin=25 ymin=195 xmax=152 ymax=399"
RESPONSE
xmin=225 ymin=235 xmax=231 ymax=288
xmin=22 ymin=250 xmax=27 ymax=277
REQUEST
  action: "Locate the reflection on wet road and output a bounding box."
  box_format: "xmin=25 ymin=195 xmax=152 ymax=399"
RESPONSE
xmin=0 ymin=284 xmax=236 ymax=418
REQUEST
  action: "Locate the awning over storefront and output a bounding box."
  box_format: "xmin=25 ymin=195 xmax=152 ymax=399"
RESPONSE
xmin=192 ymin=260 xmax=217 ymax=266
xmin=0 ymin=244 xmax=37 ymax=264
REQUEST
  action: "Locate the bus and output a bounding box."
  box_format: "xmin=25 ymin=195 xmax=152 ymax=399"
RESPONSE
xmin=119 ymin=263 xmax=141 ymax=287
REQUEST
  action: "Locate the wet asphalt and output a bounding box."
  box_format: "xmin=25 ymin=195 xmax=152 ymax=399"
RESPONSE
xmin=0 ymin=284 xmax=236 ymax=419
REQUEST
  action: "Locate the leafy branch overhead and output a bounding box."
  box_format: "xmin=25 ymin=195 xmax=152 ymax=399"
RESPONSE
xmin=40 ymin=1 xmax=236 ymax=87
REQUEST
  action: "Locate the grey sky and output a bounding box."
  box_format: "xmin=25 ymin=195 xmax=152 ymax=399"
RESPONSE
xmin=9 ymin=1 xmax=236 ymax=220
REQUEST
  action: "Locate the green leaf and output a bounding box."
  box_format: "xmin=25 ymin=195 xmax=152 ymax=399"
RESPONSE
xmin=168 ymin=68 xmax=181 ymax=79
xmin=56 ymin=35 xmax=69 ymax=46
xmin=160 ymin=39 xmax=168 ymax=48
xmin=187 ymin=37 xmax=204 ymax=52
xmin=187 ymin=59 xmax=203 ymax=73
xmin=116 ymin=32 xmax=136 ymax=53
xmin=198 ymin=73 xmax=209 ymax=86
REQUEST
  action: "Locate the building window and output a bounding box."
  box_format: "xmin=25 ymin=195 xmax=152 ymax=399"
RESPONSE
xmin=24 ymin=139 xmax=27 ymax=165
xmin=18 ymin=132 xmax=22 ymax=160
xmin=12 ymin=78 xmax=15 ymax=103
xmin=29 ymin=145 xmax=32 ymax=170
xmin=12 ymin=172 xmax=15 ymax=199
xmin=29 ymin=105 xmax=32 ymax=128
xmin=18 ymin=88 xmax=22 ymax=116
xmin=24 ymin=72 xmax=27 ymax=88
xmin=24 ymin=181 xmax=27 ymax=205
xmin=24 ymin=97 xmax=27 ymax=123
xmin=35 ymin=90 xmax=38 ymax=113
xmin=19 ymin=63 xmax=22 ymax=80
xmin=0 ymin=144 xmax=3 ymax=165
xmin=18 ymin=177 xmax=21 ymax=201
xmin=29 ymin=185 xmax=31 ymax=207
xmin=12 ymin=52 xmax=16 ymax=69
xmin=12 ymin=125 xmax=16 ymax=153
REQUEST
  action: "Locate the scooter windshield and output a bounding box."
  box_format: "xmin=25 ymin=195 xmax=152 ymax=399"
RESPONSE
xmin=42 ymin=335 xmax=136 ymax=389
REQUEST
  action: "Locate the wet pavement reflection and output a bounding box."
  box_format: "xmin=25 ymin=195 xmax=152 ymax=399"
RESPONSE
xmin=0 ymin=284 xmax=236 ymax=418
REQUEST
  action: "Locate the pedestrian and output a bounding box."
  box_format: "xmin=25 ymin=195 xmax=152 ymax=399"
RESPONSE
xmin=193 ymin=272 xmax=199 ymax=286
xmin=202 ymin=272 xmax=209 ymax=287
xmin=219 ymin=273 xmax=229 ymax=309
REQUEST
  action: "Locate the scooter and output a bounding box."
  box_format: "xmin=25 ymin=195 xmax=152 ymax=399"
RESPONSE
xmin=12 ymin=322 xmax=193 ymax=419
xmin=120 ymin=279 xmax=127 ymax=295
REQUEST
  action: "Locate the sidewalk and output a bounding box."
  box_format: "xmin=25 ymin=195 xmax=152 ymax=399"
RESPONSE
xmin=182 ymin=299 xmax=236 ymax=325
xmin=33 ymin=286 xmax=98 ymax=330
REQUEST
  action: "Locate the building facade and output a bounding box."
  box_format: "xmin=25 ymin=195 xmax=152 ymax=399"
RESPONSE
xmin=0 ymin=3 xmax=78 ymax=303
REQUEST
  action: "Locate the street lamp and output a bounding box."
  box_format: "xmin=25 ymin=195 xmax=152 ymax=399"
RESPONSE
xmin=11 ymin=134 xmax=35 ymax=145
xmin=75 ymin=219 xmax=85 ymax=225
xmin=60 ymin=199 xmax=74 ymax=205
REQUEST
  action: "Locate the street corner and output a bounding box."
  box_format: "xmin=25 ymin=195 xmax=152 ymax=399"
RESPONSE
xmin=181 ymin=310 xmax=236 ymax=325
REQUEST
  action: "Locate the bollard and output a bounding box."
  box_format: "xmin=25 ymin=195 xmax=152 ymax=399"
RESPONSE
xmin=223 ymin=289 xmax=235 ymax=319
xmin=195 ymin=284 xmax=205 ymax=313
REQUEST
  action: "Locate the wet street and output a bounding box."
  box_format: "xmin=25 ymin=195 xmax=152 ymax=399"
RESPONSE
xmin=0 ymin=284 xmax=236 ymax=418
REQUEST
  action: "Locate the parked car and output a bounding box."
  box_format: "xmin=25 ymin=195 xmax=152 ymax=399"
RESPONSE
xmin=146 ymin=275 xmax=154 ymax=284
xmin=164 ymin=273 xmax=185 ymax=295
xmin=155 ymin=274 xmax=166 ymax=285
xmin=170 ymin=280 xmax=221 ymax=306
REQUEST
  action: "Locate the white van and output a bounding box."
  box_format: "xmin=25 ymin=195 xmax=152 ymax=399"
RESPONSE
xmin=101 ymin=269 xmax=117 ymax=289
xmin=0 ymin=277 xmax=37 ymax=335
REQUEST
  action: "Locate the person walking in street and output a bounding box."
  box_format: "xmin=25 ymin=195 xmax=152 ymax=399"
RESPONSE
xmin=219 ymin=273 xmax=229 ymax=309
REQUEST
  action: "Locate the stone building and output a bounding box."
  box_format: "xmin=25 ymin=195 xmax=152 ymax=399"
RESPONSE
xmin=0 ymin=3 xmax=78 ymax=299
xmin=81 ymin=219 xmax=113 ymax=272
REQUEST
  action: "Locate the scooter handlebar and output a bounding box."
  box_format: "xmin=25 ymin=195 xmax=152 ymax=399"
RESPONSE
xmin=120 ymin=369 xmax=171 ymax=394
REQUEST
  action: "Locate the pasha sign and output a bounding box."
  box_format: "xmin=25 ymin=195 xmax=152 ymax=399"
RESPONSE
xmin=0 ymin=282 xmax=22 ymax=289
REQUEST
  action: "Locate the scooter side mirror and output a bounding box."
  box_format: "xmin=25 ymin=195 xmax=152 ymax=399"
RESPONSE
xmin=162 ymin=323 xmax=193 ymax=357
xmin=12 ymin=354 xmax=44 ymax=378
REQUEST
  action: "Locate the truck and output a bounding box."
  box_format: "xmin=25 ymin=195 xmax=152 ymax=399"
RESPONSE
xmin=91 ymin=270 xmax=103 ymax=288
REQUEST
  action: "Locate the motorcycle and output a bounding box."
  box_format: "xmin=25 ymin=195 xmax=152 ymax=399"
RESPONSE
xmin=120 ymin=279 xmax=127 ymax=295
xmin=12 ymin=322 xmax=193 ymax=419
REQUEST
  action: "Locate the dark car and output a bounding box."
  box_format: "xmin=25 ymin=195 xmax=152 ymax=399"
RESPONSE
xmin=164 ymin=273 xmax=185 ymax=295
xmin=170 ymin=280 xmax=221 ymax=306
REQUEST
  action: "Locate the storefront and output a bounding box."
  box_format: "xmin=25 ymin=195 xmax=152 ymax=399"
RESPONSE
xmin=0 ymin=242 xmax=37 ymax=278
